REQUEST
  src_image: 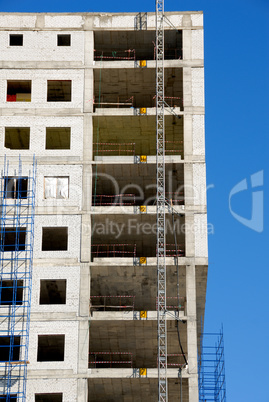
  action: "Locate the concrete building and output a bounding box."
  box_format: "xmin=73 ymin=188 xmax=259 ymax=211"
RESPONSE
xmin=0 ymin=11 xmax=207 ymax=402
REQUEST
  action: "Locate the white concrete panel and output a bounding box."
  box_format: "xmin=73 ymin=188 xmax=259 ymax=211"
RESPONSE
xmin=33 ymin=214 xmax=81 ymax=260
xmin=194 ymin=214 xmax=208 ymax=257
xmin=26 ymin=378 xmax=77 ymax=402
xmin=31 ymin=265 xmax=80 ymax=313
xmin=0 ymin=69 xmax=84 ymax=109
xmin=28 ymin=320 xmax=79 ymax=372
xmin=0 ymin=115 xmax=84 ymax=157
xmin=192 ymin=30 xmax=203 ymax=60
xmin=0 ymin=15 xmax=36 ymax=28
xmin=193 ymin=163 xmax=207 ymax=205
xmin=45 ymin=15 xmax=84 ymax=28
xmin=191 ymin=14 xmax=203 ymax=27
xmin=0 ymin=31 xmax=84 ymax=62
xmin=192 ymin=115 xmax=205 ymax=155
xmin=191 ymin=68 xmax=204 ymax=107
xmin=147 ymin=14 xmax=183 ymax=28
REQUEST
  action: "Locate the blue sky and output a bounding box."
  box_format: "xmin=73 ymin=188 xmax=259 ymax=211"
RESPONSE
xmin=0 ymin=0 xmax=268 ymax=400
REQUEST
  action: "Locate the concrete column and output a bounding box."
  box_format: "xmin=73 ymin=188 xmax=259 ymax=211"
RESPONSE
xmin=84 ymin=30 xmax=94 ymax=66
xmin=186 ymin=263 xmax=199 ymax=402
xmin=83 ymin=114 xmax=92 ymax=162
xmin=77 ymin=377 xmax=88 ymax=402
xmin=184 ymin=162 xmax=193 ymax=207
xmin=182 ymin=16 xmax=192 ymax=61
xmin=84 ymin=68 xmax=94 ymax=113
xmin=80 ymin=262 xmax=90 ymax=316
xmin=183 ymin=67 xmax=192 ymax=109
xmin=77 ymin=319 xmax=90 ymax=374
xmin=185 ymin=214 xmax=195 ymax=257
xmin=183 ymin=114 xmax=193 ymax=160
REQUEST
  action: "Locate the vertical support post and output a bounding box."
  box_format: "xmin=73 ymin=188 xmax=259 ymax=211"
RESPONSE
xmin=156 ymin=1 xmax=167 ymax=401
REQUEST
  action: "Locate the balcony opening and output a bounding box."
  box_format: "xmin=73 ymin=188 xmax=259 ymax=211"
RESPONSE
xmin=4 ymin=177 xmax=28 ymax=199
xmin=45 ymin=127 xmax=71 ymax=150
xmin=0 ymin=280 xmax=23 ymax=305
xmin=35 ymin=394 xmax=62 ymax=402
xmin=94 ymin=30 xmax=182 ymax=61
xmin=37 ymin=335 xmax=65 ymax=362
xmin=40 ymin=280 xmax=66 ymax=305
xmin=92 ymin=214 xmax=185 ymax=259
xmin=0 ymin=336 xmax=20 ymax=361
xmin=42 ymin=227 xmax=68 ymax=251
xmin=94 ymin=68 xmax=183 ymax=109
xmin=47 ymin=80 xmax=71 ymax=102
xmin=93 ymin=115 xmax=183 ymax=157
xmin=92 ymin=163 xmax=184 ymax=206
xmin=5 ymin=127 xmax=30 ymax=150
xmin=7 ymin=80 xmax=31 ymax=102
xmin=0 ymin=227 xmax=26 ymax=252
xmin=57 ymin=34 xmax=71 ymax=46
xmin=9 ymin=34 xmax=23 ymax=46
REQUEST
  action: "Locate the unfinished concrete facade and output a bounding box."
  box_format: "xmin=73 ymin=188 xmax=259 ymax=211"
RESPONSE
xmin=0 ymin=11 xmax=207 ymax=402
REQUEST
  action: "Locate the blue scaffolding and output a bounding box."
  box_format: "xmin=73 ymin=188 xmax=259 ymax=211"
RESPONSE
xmin=199 ymin=326 xmax=226 ymax=402
xmin=0 ymin=156 xmax=36 ymax=401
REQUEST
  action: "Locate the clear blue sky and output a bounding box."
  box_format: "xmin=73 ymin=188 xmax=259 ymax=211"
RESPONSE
xmin=1 ymin=0 xmax=268 ymax=400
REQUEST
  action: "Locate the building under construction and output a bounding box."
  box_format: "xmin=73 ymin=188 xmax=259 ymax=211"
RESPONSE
xmin=0 ymin=10 xmax=213 ymax=402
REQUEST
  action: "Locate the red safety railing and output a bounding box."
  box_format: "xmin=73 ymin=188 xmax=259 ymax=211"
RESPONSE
xmin=89 ymin=352 xmax=133 ymax=368
xmin=164 ymin=140 xmax=183 ymax=155
xmin=155 ymin=296 xmax=185 ymax=311
xmin=165 ymin=191 xmax=184 ymax=205
xmin=152 ymin=42 xmax=182 ymax=60
xmin=94 ymin=95 xmax=134 ymax=108
xmin=93 ymin=142 xmax=136 ymax=156
xmin=91 ymin=244 xmax=137 ymax=258
xmin=94 ymin=49 xmax=136 ymax=60
xmin=157 ymin=354 xmax=187 ymax=368
xmin=153 ymin=95 xmax=183 ymax=108
xmin=92 ymin=194 xmax=136 ymax=206
xmin=158 ymin=244 xmax=185 ymax=257
xmin=90 ymin=295 xmax=135 ymax=311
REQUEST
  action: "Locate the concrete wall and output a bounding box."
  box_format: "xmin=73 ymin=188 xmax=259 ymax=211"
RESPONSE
xmin=31 ymin=265 xmax=80 ymax=313
xmin=0 ymin=69 xmax=84 ymax=109
xmin=33 ymin=214 xmax=81 ymax=260
xmin=0 ymin=115 xmax=84 ymax=157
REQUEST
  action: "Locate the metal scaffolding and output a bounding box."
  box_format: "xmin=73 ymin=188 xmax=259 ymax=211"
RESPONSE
xmin=0 ymin=156 xmax=36 ymax=401
xmin=199 ymin=327 xmax=227 ymax=402
xmin=156 ymin=0 xmax=167 ymax=401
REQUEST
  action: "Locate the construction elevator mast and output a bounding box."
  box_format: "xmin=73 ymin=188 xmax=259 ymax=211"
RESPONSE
xmin=156 ymin=0 xmax=167 ymax=401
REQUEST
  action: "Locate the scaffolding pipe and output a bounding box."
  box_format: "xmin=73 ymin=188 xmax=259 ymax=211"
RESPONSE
xmin=0 ymin=156 xmax=36 ymax=401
